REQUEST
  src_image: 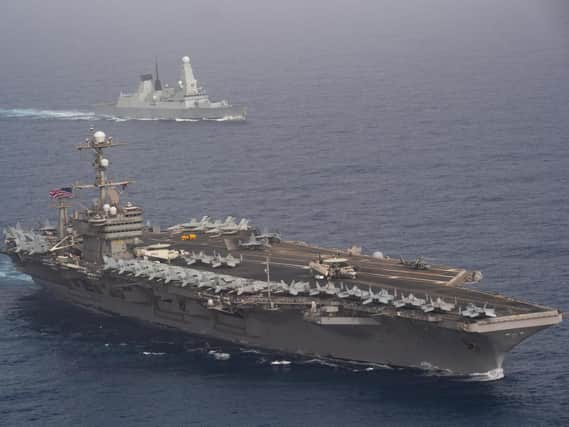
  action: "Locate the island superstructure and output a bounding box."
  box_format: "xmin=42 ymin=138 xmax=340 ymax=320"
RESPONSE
xmin=96 ymin=56 xmax=246 ymax=120
xmin=2 ymin=130 xmax=562 ymax=379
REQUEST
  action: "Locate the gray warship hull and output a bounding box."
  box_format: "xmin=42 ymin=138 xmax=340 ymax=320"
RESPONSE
xmin=95 ymin=103 xmax=247 ymax=121
xmin=7 ymin=238 xmax=560 ymax=379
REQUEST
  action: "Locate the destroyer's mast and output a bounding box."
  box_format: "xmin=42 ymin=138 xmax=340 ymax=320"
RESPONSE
xmin=154 ymin=57 xmax=162 ymax=91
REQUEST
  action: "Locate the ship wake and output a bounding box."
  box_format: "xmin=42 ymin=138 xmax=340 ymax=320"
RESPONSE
xmin=0 ymin=257 xmax=34 ymax=283
xmin=204 ymin=115 xmax=246 ymax=122
xmin=0 ymin=108 xmax=142 ymax=122
xmin=418 ymin=361 xmax=505 ymax=382
xmin=0 ymin=108 xmax=245 ymax=122
xmin=0 ymin=108 xmax=102 ymax=121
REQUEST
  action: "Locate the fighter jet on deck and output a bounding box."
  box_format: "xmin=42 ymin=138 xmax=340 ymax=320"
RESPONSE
xmin=375 ymin=288 xmax=395 ymax=305
xmin=255 ymin=228 xmax=282 ymax=243
xmin=239 ymin=234 xmax=269 ymax=250
xmin=422 ymin=296 xmax=456 ymax=313
xmin=400 ymin=255 xmax=431 ymax=270
xmin=460 ymin=303 xmax=497 ymax=319
xmin=393 ymin=293 xmax=426 ymax=309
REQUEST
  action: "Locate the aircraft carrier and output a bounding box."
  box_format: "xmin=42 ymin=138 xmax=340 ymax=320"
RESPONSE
xmin=2 ymin=130 xmax=562 ymax=379
xmin=95 ymin=56 xmax=246 ymax=120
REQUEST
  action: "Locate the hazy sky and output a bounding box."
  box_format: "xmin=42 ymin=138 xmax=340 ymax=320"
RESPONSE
xmin=0 ymin=0 xmax=567 ymax=110
xmin=1 ymin=0 xmax=567 ymax=62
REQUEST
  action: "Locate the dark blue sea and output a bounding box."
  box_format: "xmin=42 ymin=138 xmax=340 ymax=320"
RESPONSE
xmin=1 ymin=1 xmax=568 ymax=425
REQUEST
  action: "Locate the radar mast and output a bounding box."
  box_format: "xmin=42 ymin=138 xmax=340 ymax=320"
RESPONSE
xmin=74 ymin=128 xmax=132 ymax=212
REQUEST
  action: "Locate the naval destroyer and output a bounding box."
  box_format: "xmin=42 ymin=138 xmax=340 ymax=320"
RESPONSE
xmin=96 ymin=56 xmax=246 ymax=120
xmin=2 ymin=130 xmax=562 ymax=379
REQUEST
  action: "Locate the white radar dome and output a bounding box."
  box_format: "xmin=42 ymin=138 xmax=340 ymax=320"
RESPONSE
xmin=182 ymin=56 xmax=190 ymax=64
xmin=372 ymin=251 xmax=385 ymax=259
xmin=103 ymin=204 xmax=111 ymax=213
xmin=109 ymin=206 xmax=117 ymax=216
xmin=93 ymin=131 xmax=106 ymax=143
xmin=100 ymin=158 xmax=109 ymax=168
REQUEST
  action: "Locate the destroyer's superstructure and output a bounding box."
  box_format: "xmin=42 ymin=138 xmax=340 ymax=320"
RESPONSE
xmin=2 ymin=130 xmax=562 ymax=380
xmin=96 ymin=56 xmax=246 ymax=120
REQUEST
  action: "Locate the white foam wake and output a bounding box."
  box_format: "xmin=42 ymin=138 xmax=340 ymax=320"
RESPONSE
xmin=204 ymin=115 xmax=246 ymax=122
xmin=0 ymin=108 xmax=100 ymax=120
xmin=419 ymin=361 xmax=505 ymax=381
xmin=208 ymin=350 xmax=231 ymax=360
xmin=464 ymin=368 xmax=504 ymax=382
xmin=0 ymin=259 xmax=34 ymax=283
xmin=0 ymin=108 xmax=246 ymax=122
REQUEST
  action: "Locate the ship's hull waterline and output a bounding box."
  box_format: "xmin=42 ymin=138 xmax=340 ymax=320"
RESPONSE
xmin=20 ymin=261 xmax=545 ymax=380
xmin=95 ymin=103 xmax=246 ymax=121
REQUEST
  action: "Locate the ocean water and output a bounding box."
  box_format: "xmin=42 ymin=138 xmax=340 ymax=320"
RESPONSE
xmin=1 ymin=1 xmax=568 ymax=425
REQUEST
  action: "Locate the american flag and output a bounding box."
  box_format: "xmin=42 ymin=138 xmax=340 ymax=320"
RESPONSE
xmin=49 ymin=187 xmax=73 ymax=199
